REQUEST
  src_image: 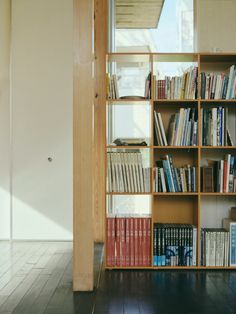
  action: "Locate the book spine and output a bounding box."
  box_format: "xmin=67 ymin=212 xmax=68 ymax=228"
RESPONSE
xmin=116 ymin=218 xmax=121 ymax=267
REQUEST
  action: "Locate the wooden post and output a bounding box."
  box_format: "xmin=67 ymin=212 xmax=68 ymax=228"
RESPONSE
xmin=73 ymin=0 xmax=94 ymax=291
xmin=94 ymin=0 xmax=107 ymax=242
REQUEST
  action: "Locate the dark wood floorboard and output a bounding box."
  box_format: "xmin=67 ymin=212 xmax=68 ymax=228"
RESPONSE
xmin=1 ymin=242 xmax=236 ymax=313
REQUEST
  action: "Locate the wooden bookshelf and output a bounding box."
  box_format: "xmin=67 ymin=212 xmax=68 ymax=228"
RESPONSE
xmin=105 ymin=52 xmax=236 ymax=270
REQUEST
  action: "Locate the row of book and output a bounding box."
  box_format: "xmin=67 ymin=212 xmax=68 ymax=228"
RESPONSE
xmin=154 ymin=108 xmax=198 ymax=147
xmin=154 ymin=155 xmax=196 ymax=193
xmin=154 ymin=165 xmax=196 ymax=193
xmin=201 ymin=154 xmax=236 ymax=193
xmin=200 ymin=65 xmax=236 ymax=100
xmin=107 ymin=74 xmax=119 ymax=99
xmin=201 ymin=228 xmax=229 ymax=266
xmin=153 ymin=66 xmax=198 ymax=100
xmin=201 ymin=107 xmax=233 ymax=146
xmin=153 ymin=223 xmax=197 ymax=266
xmin=106 ymin=217 xmax=151 ymax=267
xmin=107 ymin=151 xmax=150 ymax=193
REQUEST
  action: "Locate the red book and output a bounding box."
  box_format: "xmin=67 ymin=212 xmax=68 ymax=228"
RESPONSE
xmin=142 ymin=218 xmax=147 ymax=266
xmin=125 ymin=218 xmax=130 ymax=267
xmin=106 ymin=218 xmax=112 ymax=266
xmin=134 ymin=218 xmax=139 ymax=266
xmin=120 ymin=218 xmax=126 ymax=267
xmin=138 ymin=218 xmax=143 ymax=266
xmin=130 ymin=218 xmax=135 ymax=266
xmin=147 ymin=218 xmax=151 ymax=266
xmin=116 ymin=218 xmax=121 ymax=266
xmin=111 ymin=218 xmax=116 ymax=266
xmin=157 ymin=80 xmax=161 ymax=99
xmin=106 ymin=218 xmax=116 ymax=267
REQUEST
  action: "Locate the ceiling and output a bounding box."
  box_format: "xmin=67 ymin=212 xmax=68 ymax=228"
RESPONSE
xmin=116 ymin=0 xmax=165 ymax=29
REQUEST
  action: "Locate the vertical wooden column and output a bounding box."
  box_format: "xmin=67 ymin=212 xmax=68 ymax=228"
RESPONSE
xmin=94 ymin=0 xmax=107 ymax=242
xmin=73 ymin=0 xmax=94 ymax=291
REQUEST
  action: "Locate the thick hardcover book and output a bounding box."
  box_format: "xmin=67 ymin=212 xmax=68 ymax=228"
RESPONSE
xmin=138 ymin=218 xmax=143 ymax=266
xmin=134 ymin=218 xmax=139 ymax=266
xmin=120 ymin=218 xmax=126 ymax=267
xmin=202 ymin=167 xmax=213 ymax=192
xmin=116 ymin=218 xmax=121 ymax=267
xmin=106 ymin=218 xmax=116 ymax=267
xmin=125 ymin=218 xmax=130 ymax=267
xmin=130 ymin=218 xmax=135 ymax=267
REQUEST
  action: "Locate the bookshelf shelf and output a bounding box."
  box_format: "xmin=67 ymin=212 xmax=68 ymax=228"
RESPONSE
xmin=153 ymin=193 xmax=198 ymax=196
xmin=105 ymin=52 xmax=236 ymax=270
xmin=106 ymin=192 xmax=152 ymax=195
xmin=154 ymin=99 xmax=198 ymax=103
xmin=154 ymin=146 xmax=198 ymax=149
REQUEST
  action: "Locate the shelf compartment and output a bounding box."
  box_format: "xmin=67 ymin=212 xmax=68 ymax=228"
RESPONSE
xmin=106 ymin=101 xmax=152 ymax=146
xmin=107 ymin=54 xmax=151 ymax=100
xmin=107 ymin=147 xmax=152 ymax=194
xmin=153 ymin=103 xmax=198 ymax=147
xmin=106 ymin=194 xmax=152 ymax=218
xmin=153 ymin=195 xmax=198 ymax=226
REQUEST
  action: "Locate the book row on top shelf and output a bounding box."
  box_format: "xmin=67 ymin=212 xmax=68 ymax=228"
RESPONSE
xmin=106 ymin=53 xmax=236 ymax=101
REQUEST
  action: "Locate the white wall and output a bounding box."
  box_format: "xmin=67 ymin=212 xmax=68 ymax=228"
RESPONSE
xmin=0 ymin=0 xmax=11 ymax=239
xmin=196 ymin=0 xmax=236 ymax=52
xmin=11 ymin=0 xmax=73 ymax=240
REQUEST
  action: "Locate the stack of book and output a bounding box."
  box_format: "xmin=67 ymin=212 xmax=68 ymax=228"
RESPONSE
xmin=154 ymin=108 xmax=198 ymax=146
xmin=107 ymin=73 xmax=119 ymax=99
xmin=153 ymin=66 xmax=198 ymax=100
xmin=200 ymin=65 xmax=236 ymax=99
xmin=222 ymin=210 xmax=236 ymax=266
xmin=201 ymin=107 xmax=233 ymax=146
xmin=201 ymin=154 xmax=236 ymax=193
xmin=153 ymin=223 xmax=197 ymax=266
xmin=106 ymin=217 xmax=151 ymax=267
xmin=153 ymin=155 xmax=196 ymax=193
xmin=107 ymin=151 xmax=150 ymax=193
xmin=201 ymin=228 xmax=229 ymax=266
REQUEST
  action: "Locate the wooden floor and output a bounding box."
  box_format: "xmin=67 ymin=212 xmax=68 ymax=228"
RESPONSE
xmin=1 ymin=242 xmax=236 ymax=314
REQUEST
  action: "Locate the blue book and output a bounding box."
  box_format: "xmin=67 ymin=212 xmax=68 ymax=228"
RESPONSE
xmin=230 ymin=223 xmax=236 ymax=266
xmin=163 ymin=160 xmax=174 ymax=192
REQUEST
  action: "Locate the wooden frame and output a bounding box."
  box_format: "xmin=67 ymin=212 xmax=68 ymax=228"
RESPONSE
xmin=73 ymin=0 xmax=94 ymax=291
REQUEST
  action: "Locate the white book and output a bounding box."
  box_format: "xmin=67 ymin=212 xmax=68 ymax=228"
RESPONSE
xmin=107 ymin=153 xmax=112 ymax=192
xmin=154 ymin=111 xmax=163 ymax=146
xmin=160 ymin=168 xmax=166 ymax=192
xmin=110 ymin=153 xmax=116 ymax=192
xmin=157 ymin=112 xmax=168 ymax=146
xmin=121 ymin=153 xmax=128 ymax=192
xmin=137 ymin=152 xmax=145 ymax=193
xmin=123 ymin=153 xmax=131 ymax=192
xmin=127 ymin=153 xmax=134 ymax=192
xmin=133 ymin=153 xmax=141 ymax=193
xmin=130 ymin=153 xmax=138 ymax=192
xmin=176 ymin=108 xmax=185 ymax=146
xmin=226 ymin=154 xmax=231 ymax=193
xmin=220 ymin=160 xmax=224 ymax=193
xmin=117 ymin=152 xmax=124 ymax=192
